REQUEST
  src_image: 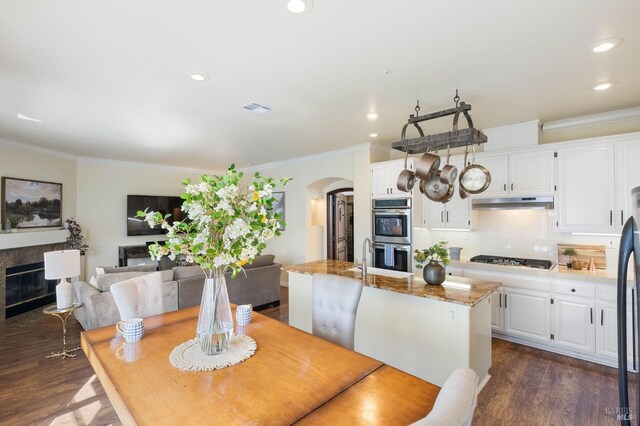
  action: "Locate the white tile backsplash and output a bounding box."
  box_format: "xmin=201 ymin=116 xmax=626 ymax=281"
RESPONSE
xmin=414 ymin=208 xmax=619 ymax=270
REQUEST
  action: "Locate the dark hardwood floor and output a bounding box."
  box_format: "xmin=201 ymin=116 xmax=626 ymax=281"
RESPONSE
xmin=0 ymin=287 xmax=631 ymax=425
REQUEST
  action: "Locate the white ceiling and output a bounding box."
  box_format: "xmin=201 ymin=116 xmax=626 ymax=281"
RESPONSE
xmin=1 ymin=1 xmax=639 ymax=169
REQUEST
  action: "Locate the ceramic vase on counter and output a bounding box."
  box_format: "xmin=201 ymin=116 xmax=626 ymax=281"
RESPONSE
xmin=423 ymin=260 xmax=446 ymax=285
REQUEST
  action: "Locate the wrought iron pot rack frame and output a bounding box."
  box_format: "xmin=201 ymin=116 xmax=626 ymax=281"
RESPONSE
xmin=391 ymin=93 xmax=488 ymax=154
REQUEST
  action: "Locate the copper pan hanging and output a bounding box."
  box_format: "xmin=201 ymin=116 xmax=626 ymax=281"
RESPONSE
xmin=396 ymin=121 xmax=423 ymax=192
xmin=459 ymin=149 xmax=469 ymax=199
xmin=459 ymin=141 xmax=491 ymax=194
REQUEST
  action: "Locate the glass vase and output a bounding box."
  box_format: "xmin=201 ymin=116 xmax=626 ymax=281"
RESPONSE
xmin=197 ymin=272 xmax=234 ymax=355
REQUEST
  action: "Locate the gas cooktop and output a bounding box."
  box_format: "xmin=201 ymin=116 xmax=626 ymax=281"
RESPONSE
xmin=470 ymin=255 xmax=553 ymax=270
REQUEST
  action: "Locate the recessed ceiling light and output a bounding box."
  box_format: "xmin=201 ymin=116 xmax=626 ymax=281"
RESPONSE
xmin=367 ymin=112 xmax=379 ymax=120
xmin=287 ymin=0 xmax=313 ymax=14
xmin=593 ymin=81 xmax=615 ymax=91
xmin=369 ymin=133 xmax=379 ymax=138
xmin=189 ymin=73 xmax=208 ymax=82
xmin=589 ymin=38 xmax=623 ymax=53
xmin=17 ymin=113 xmax=42 ymax=123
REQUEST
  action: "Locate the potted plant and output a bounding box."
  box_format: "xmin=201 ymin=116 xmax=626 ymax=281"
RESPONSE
xmin=562 ymin=248 xmax=583 ymax=270
xmin=65 ymin=218 xmax=89 ymax=280
xmin=139 ymin=164 xmax=290 ymax=355
xmin=414 ymin=241 xmax=450 ymax=285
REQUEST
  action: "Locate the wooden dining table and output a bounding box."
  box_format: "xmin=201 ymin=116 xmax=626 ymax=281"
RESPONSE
xmin=81 ymin=305 xmax=440 ymax=425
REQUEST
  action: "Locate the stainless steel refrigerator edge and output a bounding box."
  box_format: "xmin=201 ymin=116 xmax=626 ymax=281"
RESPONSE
xmin=617 ymin=186 xmax=640 ymax=425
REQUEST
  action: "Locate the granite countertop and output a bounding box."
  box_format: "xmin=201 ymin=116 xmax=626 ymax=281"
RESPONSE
xmin=449 ymin=260 xmax=634 ymax=286
xmin=284 ymin=260 xmax=500 ymax=307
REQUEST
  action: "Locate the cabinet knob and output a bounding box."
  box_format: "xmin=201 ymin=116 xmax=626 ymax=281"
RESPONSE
xmin=571 ymin=288 xmax=575 ymax=292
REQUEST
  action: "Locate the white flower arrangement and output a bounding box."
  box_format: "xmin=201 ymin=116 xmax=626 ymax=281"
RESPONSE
xmin=138 ymin=164 xmax=290 ymax=279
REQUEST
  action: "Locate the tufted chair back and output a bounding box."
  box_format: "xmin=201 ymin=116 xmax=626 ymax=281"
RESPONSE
xmin=312 ymin=274 xmax=363 ymax=350
xmin=111 ymin=271 xmax=166 ymax=321
xmin=411 ymin=367 xmax=479 ymax=426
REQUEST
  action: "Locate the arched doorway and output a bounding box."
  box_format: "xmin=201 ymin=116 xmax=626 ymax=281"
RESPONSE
xmin=326 ymin=188 xmax=354 ymax=261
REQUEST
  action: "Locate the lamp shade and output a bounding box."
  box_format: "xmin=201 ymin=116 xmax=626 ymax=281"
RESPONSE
xmin=44 ymin=250 xmax=81 ymax=280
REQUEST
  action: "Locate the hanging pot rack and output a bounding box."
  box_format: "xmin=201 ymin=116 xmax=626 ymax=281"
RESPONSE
xmin=391 ymin=91 xmax=488 ymax=154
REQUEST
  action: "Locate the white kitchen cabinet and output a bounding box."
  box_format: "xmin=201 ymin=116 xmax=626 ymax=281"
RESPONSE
xmin=504 ymin=288 xmax=551 ymax=342
xmin=556 ymin=143 xmax=616 ymax=233
xmin=596 ymin=300 xmax=635 ymax=364
xmin=553 ymin=296 xmax=595 ymax=353
xmin=371 ymin=159 xmax=411 ymax=199
xmin=615 ymin=138 xmax=640 ymax=230
xmin=473 ymin=150 xmax=554 ymax=198
xmin=491 ymin=288 xmax=504 ymax=331
xmin=422 ymin=157 xmax=474 ymax=230
xmin=508 ymin=151 xmax=555 ymax=196
xmin=472 ymin=153 xmax=508 ymax=197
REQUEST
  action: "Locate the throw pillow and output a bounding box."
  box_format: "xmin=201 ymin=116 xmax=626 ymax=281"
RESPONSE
xmin=89 ymin=275 xmax=99 ymax=290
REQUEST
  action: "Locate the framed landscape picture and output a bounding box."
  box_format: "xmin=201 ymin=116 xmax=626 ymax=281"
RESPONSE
xmin=1 ymin=177 xmax=63 ymax=229
xmin=272 ymin=192 xmax=286 ymax=231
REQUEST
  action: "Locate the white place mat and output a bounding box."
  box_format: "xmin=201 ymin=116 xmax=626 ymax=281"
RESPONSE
xmin=169 ymin=335 xmax=257 ymax=372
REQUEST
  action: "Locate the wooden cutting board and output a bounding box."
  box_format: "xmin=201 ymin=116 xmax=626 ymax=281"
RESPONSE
xmin=557 ymin=243 xmax=606 ymax=269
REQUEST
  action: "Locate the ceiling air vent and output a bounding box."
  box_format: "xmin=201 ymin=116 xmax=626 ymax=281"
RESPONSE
xmin=239 ymin=102 xmax=271 ymax=114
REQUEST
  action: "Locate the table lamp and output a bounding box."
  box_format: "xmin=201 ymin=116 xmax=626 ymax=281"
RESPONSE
xmin=44 ymin=249 xmax=81 ymax=309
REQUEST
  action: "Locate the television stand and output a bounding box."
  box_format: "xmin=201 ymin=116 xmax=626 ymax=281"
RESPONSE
xmin=118 ymin=244 xmax=153 ymax=267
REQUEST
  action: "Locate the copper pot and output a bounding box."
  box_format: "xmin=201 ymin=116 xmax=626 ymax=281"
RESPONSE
xmin=439 ymin=147 xmax=458 ymax=185
xmin=422 ymin=171 xmax=454 ymax=203
xmin=397 ymin=169 xmax=416 ymax=192
xmin=415 ymin=153 xmax=441 ymax=181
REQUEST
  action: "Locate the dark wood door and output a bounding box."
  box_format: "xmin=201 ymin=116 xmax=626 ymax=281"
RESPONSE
xmin=335 ymin=194 xmax=348 ymax=261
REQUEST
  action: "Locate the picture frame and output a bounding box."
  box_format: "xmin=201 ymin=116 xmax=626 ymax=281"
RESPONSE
xmin=1 ymin=177 xmax=63 ymax=229
xmin=272 ymin=192 xmax=286 ymax=231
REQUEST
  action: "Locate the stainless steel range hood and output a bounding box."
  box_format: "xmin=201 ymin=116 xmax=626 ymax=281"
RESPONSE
xmin=471 ymin=196 xmax=554 ymax=210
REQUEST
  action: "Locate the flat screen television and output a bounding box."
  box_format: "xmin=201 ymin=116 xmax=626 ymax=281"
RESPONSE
xmin=127 ymin=195 xmax=185 ymax=236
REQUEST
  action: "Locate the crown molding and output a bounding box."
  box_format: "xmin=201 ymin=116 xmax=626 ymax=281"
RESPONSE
xmin=241 ymin=142 xmax=374 ymax=172
xmin=77 ymin=156 xmax=220 ymax=175
xmin=0 ymin=137 xmax=78 ymax=161
xmin=543 ymin=106 xmax=640 ymax=132
xmin=0 ymin=136 xmax=221 ymax=175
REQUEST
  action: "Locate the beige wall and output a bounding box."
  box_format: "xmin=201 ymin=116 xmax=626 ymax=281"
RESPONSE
xmin=76 ymin=159 xmax=219 ymax=277
xmin=245 ymin=145 xmax=383 ymax=283
xmin=0 ymin=141 xmax=77 ymax=228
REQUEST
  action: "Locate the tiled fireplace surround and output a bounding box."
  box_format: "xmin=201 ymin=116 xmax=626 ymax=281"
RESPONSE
xmin=0 ymin=242 xmax=66 ymax=323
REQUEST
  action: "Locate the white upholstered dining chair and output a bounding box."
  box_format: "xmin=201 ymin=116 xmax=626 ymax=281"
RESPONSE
xmin=111 ymin=271 xmax=166 ymax=321
xmin=411 ymin=367 xmax=479 ymax=426
xmin=311 ymin=273 xmax=363 ymax=350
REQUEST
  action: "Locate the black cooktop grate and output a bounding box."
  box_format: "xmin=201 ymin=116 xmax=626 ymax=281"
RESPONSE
xmin=470 ymin=255 xmax=553 ymax=270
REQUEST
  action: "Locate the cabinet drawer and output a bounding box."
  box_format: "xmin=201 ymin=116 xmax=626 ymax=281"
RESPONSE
xmin=554 ymin=281 xmax=595 ymax=299
xmin=598 ymin=284 xmax=634 ymax=302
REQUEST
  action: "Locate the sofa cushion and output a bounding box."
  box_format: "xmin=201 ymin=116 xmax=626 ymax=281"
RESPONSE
xmin=159 ymin=269 xmax=174 ymax=282
xmin=102 ymin=264 xmax=157 ymax=274
xmin=173 ymin=266 xmax=205 ymax=280
xmin=244 ymin=254 xmax=274 ymax=269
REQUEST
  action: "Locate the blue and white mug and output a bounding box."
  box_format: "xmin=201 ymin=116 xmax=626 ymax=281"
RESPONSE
xmin=116 ymin=318 xmax=144 ymax=343
xmin=236 ymin=304 xmax=253 ymax=326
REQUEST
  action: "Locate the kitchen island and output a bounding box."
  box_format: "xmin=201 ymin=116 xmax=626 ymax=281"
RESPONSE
xmin=285 ymin=260 xmax=501 ymax=388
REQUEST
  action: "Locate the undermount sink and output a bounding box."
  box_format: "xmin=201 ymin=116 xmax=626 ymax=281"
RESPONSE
xmin=347 ymin=266 xmax=413 ymax=279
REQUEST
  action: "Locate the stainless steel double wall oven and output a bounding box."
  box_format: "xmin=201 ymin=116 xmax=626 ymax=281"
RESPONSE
xmin=371 ymin=198 xmax=412 ymax=272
